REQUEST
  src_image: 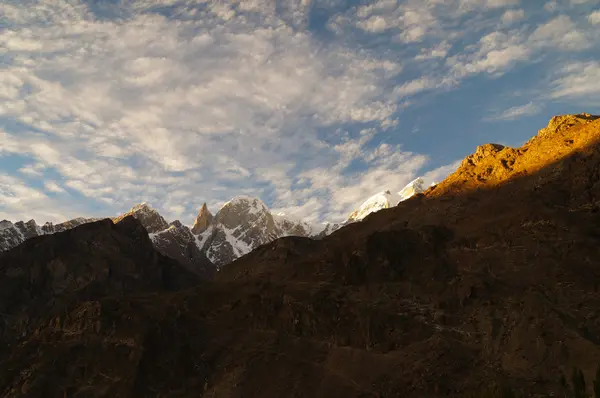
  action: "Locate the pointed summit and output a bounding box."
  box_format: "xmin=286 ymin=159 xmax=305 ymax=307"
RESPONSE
xmin=191 ymin=203 xmax=213 ymax=235
xmin=113 ymin=203 xmax=169 ymax=234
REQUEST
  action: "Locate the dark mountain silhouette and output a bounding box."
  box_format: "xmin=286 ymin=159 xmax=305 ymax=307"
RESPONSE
xmin=0 ymin=216 xmax=202 ymax=346
xmin=0 ymin=114 xmax=599 ymax=397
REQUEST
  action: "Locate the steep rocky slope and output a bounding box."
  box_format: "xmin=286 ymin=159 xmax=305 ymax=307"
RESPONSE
xmin=191 ymin=203 xmax=213 ymax=235
xmin=114 ymin=203 xmax=216 ymax=278
xmin=198 ymin=196 xmax=284 ymax=266
xmin=112 ymin=203 xmax=169 ymax=234
xmin=198 ymin=196 xmax=333 ymax=267
xmin=1 ymin=114 xmax=600 ymax=397
xmin=0 ymin=216 xmax=202 ymax=346
xmin=0 ymin=217 xmax=98 ymax=251
xmin=151 ymin=220 xmax=216 ymax=280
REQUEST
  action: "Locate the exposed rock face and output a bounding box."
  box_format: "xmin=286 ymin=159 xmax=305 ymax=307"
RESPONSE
xmin=199 ymin=197 xmax=334 ymax=267
xmin=201 ymin=196 xmax=281 ymax=267
xmin=0 ymin=206 xmax=215 ymax=279
xmin=533 ymin=112 xmax=599 ymax=141
xmin=1 ymin=114 xmax=600 ymax=397
xmin=112 ymin=203 xmax=169 ymax=233
xmin=40 ymin=217 xmax=100 ymax=234
xmin=112 ymin=204 xmax=215 ymax=276
xmin=273 ymin=214 xmax=314 ymax=237
xmin=0 ymin=216 xmax=201 ymax=345
xmin=191 ymin=203 xmax=213 ymax=235
xmin=151 ymin=220 xmax=216 ymax=280
xmin=0 ymin=217 xmax=99 ymax=251
xmin=0 ymin=221 xmax=29 ymax=252
xmin=431 ymin=113 xmax=600 ymax=198
xmin=312 ymin=221 xmax=343 ymax=239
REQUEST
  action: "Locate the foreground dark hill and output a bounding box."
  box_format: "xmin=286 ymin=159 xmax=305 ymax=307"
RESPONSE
xmin=1 ymin=113 xmax=600 ymax=397
xmin=0 ymin=216 xmax=202 ymax=347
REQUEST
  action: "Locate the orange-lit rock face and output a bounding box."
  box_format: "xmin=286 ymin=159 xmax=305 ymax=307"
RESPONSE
xmin=429 ymin=114 xmax=600 ymax=196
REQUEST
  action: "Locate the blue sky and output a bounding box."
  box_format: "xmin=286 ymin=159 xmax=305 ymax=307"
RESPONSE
xmin=1 ymin=0 xmax=600 ymax=225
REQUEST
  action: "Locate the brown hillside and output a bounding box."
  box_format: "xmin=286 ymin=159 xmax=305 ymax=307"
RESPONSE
xmin=1 ymin=114 xmax=600 ymax=398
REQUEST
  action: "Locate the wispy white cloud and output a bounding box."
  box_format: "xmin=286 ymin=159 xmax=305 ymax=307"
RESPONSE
xmin=589 ymin=10 xmax=600 ymax=24
xmin=487 ymin=102 xmax=543 ymax=121
xmin=0 ymin=175 xmax=73 ymax=222
xmin=447 ymin=31 xmax=531 ymax=77
xmin=529 ymin=15 xmax=591 ymax=51
xmin=1 ymin=0 xmax=411 ymax=222
xmin=2 ymin=0 xmax=600 ymax=225
xmin=549 ymin=61 xmax=600 ymax=103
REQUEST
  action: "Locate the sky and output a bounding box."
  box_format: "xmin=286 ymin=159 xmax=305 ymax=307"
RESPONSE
xmin=1 ymin=0 xmax=600 ymax=225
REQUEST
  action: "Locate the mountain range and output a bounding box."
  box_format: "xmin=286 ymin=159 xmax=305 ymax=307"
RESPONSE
xmin=0 ymin=178 xmax=427 ymax=273
xmin=1 ymin=113 xmax=599 ymax=397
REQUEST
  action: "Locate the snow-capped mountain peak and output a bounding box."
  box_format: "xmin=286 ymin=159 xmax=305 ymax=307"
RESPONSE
xmin=398 ymin=177 xmax=425 ymax=202
xmin=202 ymin=195 xmax=278 ymax=267
xmin=220 ymin=196 xmax=270 ymax=217
xmin=2 ymin=178 xmax=427 ymax=269
xmin=346 ymin=177 xmax=426 ymax=223
xmin=347 ymin=190 xmax=401 ymax=223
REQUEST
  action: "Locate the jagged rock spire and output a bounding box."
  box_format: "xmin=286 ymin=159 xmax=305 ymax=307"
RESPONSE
xmin=191 ymin=203 xmax=213 ymax=235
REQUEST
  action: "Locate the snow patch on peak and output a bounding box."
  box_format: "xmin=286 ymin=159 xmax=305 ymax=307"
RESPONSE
xmin=130 ymin=202 xmax=154 ymax=213
xmin=399 ymin=177 xmax=425 ymax=201
xmin=224 ymin=195 xmax=266 ymax=206
xmin=347 ymin=190 xmax=401 ymax=222
xmin=273 ymin=212 xmax=302 ymax=223
xmin=274 ymin=213 xmax=316 ymax=237
xmin=220 ymin=196 xmax=269 ymax=217
xmin=347 ymin=177 xmax=427 ymax=223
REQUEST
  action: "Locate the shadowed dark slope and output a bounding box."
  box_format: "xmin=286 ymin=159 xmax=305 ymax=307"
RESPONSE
xmin=0 ymin=216 xmax=202 ymax=346
xmin=1 ymin=115 xmax=600 ymax=397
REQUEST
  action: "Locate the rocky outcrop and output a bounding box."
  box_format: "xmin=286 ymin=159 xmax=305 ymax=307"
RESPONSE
xmin=191 ymin=203 xmax=213 ymax=235
xmin=431 ymin=113 xmax=600 ymax=198
xmin=113 ymin=204 xmax=216 ymax=277
xmin=0 ymin=206 xmax=215 ymax=279
xmin=112 ymin=203 xmax=169 ymax=233
xmin=273 ymin=214 xmax=314 ymax=237
xmin=533 ymin=112 xmax=599 ymax=141
xmin=198 ymin=197 xmax=335 ymax=267
xmin=151 ymin=220 xmax=216 ymax=279
xmin=0 ymin=217 xmax=98 ymax=251
xmin=41 ymin=217 xmax=99 ymax=234
xmin=201 ymin=196 xmax=281 ymax=267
